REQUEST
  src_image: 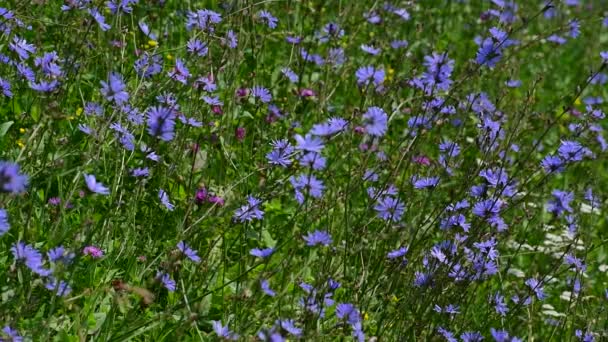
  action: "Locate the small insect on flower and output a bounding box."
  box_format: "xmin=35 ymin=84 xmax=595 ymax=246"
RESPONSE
xmin=84 ymin=174 xmax=110 ymax=195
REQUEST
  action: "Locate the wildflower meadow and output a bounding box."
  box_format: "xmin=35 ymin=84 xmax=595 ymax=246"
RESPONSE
xmin=1 ymin=0 xmax=608 ymax=340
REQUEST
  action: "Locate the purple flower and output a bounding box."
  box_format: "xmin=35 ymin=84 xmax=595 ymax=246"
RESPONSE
xmin=11 ymin=242 xmax=51 ymax=276
xmin=362 ymin=106 xmax=388 ymax=137
xmin=290 ymin=174 xmax=325 ymax=204
xmin=258 ymin=10 xmax=278 ymax=29
xmin=138 ymin=21 xmax=157 ymax=40
xmin=168 ymin=58 xmax=190 ymax=84
xmin=1 ymin=326 xmax=22 ymax=342
xmin=361 ymin=44 xmax=381 ymax=55
xmin=186 ymin=9 xmax=222 ymax=32
xmin=440 ymin=214 xmax=470 ymax=232
xmin=281 ymin=67 xmax=299 ymax=83
xmin=336 ymin=303 xmax=362 ymax=325
xmin=558 ymin=140 xmax=591 ymax=162
xmin=411 ymin=52 xmax=454 ymax=93
xmin=131 ymin=167 xmax=149 ymax=177
xmin=0 ymin=77 xmax=11 ymax=97
xmin=438 ymin=327 xmax=458 ymax=342
xmin=277 ymin=319 xmax=302 ymax=337
xmin=147 ymin=106 xmax=176 ymax=141
xmin=547 ymin=34 xmax=566 ymax=45
xmin=0 ymin=161 xmax=28 ymax=194
xmin=177 ymin=241 xmax=200 ymax=263
xmin=45 ymin=278 xmax=72 ymax=297
xmin=107 ymin=0 xmax=136 ymax=14
xmin=310 ymin=117 xmax=348 ymax=136
xmin=234 ymin=196 xmax=264 ymax=222
xmin=493 ymin=293 xmax=509 ymax=316
xmin=261 ymin=279 xmax=276 ymax=296
xmin=547 ymin=190 xmax=574 ymax=216
xmin=78 ymin=124 xmax=93 ymax=135
xmin=0 ymin=209 xmax=9 ymax=236
xmin=84 ymin=174 xmax=110 ymax=195
xmin=472 ymin=199 xmax=503 ymax=218
xmin=83 ymin=245 xmax=104 ymax=258
xmin=187 ymin=38 xmax=208 ymax=57
xmin=584 ymin=188 xmax=601 ymax=208
xmin=355 ymin=65 xmax=385 ymax=87
xmin=9 ymin=36 xmax=36 ymax=60
xmin=226 ymin=30 xmax=238 ymax=48
xmin=476 ymin=37 xmax=502 ymax=67
xmin=525 ymin=277 xmax=546 ymax=300
xmin=159 ymin=189 xmax=174 ymax=211
xmin=374 ymin=196 xmax=405 ymax=222
xmin=100 ymin=72 xmax=129 ymax=105
xmin=387 ymin=246 xmax=408 ymax=259
xmin=48 ymin=246 xmax=75 ymax=264
xmin=565 ymin=254 xmax=586 ymax=272
xmin=251 ymin=86 xmax=272 ymax=103
xmin=541 ymin=155 xmax=565 ymax=173
xmin=267 ymin=139 xmax=294 ymax=167
xmin=89 ymin=8 xmax=111 ymax=31
xmin=412 ymin=176 xmax=440 ymax=189
xmin=286 ymin=35 xmax=302 ymax=44
xmin=506 ymin=79 xmax=522 ymax=87
xmin=391 ymin=40 xmax=409 ymax=49
xmin=212 ymin=321 xmax=238 ymax=340
xmin=365 ymin=11 xmax=382 ymax=24
xmin=85 ymin=102 xmax=104 ymax=116
xmin=294 ymin=134 xmax=324 ymax=152
xmin=35 ymin=51 xmax=63 ymax=77
xmin=569 ymin=19 xmax=580 ymax=38
xmin=157 ymin=272 xmax=176 ymax=291
xmin=202 ymin=95 xmax=223 ymax=106
xmin=194 ymin=74 xmax=216 ymax=92
xmin=134 ymin=52 xmax=163 ymax=77
xmin=250 ymin=247 xmax=274 ymax=258
xmin=30 ymin=79 xmax=60 ymax=92
xmin=460 ymin=331 xmax=483 ymax=342
xmin=303 ymin=230 xmax=333 ymax=246
xmin=392 ymin=8 xmax=410 ymax=20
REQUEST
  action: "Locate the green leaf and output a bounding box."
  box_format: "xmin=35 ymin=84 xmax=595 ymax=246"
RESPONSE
xmin=0 ymin=121 xmax=14 ymax=138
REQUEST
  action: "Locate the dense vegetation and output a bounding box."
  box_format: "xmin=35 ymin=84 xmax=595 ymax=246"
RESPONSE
xmin=1 ymin=0 xmax=608 ymax=340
